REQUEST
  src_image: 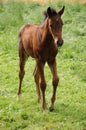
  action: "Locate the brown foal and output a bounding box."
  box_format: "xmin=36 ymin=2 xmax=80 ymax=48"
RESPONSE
xmin=18 ymin=6 xmax=65 ymax=111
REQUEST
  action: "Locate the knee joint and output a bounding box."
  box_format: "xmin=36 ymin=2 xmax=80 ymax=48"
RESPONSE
xmin=40 ymin=81 xmax=46 ymax=91
xmin=53 ymin=77 xmax=59 ymax=87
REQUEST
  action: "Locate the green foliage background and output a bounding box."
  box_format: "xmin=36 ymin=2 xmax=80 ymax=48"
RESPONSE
xmin=0 ymin=1 xmax=86 ymax=130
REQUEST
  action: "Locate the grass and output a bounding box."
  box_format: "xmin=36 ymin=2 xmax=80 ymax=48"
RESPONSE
xmin=0 ymin=1 xmax=86 ymax=130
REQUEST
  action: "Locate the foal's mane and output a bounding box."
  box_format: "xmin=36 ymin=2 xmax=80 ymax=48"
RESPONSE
xmin=43 ymin=7 xmax=57 ymax=21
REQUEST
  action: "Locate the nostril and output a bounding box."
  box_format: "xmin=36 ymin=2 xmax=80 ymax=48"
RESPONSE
xmin=57 ymin=40 xmax=64 ymax=46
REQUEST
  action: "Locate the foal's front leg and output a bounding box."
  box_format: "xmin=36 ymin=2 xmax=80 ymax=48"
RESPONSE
xmin=48 ymin=58 xmax=59 ymax=111
xmin=36 ymin=59 xmax=46 ymax=111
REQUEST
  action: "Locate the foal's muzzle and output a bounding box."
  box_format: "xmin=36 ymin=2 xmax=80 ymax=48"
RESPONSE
xmin=57 ymin=40 xmax=64 ymax=47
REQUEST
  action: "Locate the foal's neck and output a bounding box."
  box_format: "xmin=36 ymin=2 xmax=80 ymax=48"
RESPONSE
xmin=41 ymin=19 xmax=53 ymax=43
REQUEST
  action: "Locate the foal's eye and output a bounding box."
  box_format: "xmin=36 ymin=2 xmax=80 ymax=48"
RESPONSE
xmin=56 ymin=19 xmax=60 ymax=28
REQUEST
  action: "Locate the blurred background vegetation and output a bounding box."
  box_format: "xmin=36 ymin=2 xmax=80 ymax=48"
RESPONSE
xmin=0 ymin=0 xmax=86 ymax=130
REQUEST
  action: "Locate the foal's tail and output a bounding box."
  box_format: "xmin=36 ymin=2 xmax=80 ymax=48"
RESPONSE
xmin=18 ymin=25 xmax=28 ymax=60
xmin=18 ymin=31 xmax=22 ymax=58
xmin=18 ymin=26 xmax=25 ymax=58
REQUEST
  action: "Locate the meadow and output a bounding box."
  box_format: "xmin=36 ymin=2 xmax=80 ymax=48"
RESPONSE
xmin=0 ymin=1 xmax=86 ymax=130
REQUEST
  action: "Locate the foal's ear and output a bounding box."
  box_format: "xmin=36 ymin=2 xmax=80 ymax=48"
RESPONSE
xmin=47 ymin=7 xmax=52 ymax=18
xmin=58 ymin=6 xmax=65 ymax=16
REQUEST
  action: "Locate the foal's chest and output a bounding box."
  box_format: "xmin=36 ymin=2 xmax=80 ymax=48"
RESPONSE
xmin=39 ymin=42 xmax=58 ymax=61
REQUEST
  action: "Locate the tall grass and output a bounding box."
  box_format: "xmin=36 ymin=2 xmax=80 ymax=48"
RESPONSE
xmin=0 ymin=1 xmax=86 ymax=130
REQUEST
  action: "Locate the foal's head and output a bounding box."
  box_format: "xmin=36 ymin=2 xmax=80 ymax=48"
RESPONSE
xmin=44 ymin=6 xmax=65 ymax=47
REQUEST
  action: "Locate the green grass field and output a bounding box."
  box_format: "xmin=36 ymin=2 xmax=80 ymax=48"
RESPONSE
xmin=0 ymin=1 xmax=86 ymax=130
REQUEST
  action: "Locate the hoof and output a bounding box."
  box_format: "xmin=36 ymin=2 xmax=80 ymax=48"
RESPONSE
xmin=49 ymin=107 xmax=54 ymax=112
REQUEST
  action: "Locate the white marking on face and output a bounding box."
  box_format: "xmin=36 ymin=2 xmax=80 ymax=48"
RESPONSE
xmin=54 ymin=37 xmax=58 ymax=45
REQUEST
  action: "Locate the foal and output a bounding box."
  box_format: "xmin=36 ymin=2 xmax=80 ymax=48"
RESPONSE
xmin=18 ymin=6 xmax=65 ymax=111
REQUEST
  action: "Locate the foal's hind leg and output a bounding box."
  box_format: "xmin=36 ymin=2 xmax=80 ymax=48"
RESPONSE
xmin=18 ymin=42 xmax=27 ymax=96
xmin=33 ymin=65 xmax=41 ymax=102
